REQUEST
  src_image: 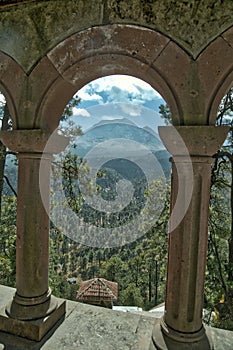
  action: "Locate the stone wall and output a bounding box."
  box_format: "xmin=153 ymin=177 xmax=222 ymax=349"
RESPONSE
xmin=0 ymin=0 xmax=233 ymax=72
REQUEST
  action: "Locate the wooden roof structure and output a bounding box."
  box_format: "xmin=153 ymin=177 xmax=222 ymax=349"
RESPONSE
xmin=76 ymin=278 xmax=118 ymax=303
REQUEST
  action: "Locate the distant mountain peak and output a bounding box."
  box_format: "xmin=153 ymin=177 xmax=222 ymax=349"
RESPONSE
xmin=91 ymin=118 xmax=137 ymax=129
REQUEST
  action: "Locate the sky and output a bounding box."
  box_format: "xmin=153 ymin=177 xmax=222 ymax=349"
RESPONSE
xmin=0 ymin=94 xmax=5 ymax=104
xmin=70 ymin=75 xmax=167 ymax=132
xmin=0 ymin=75 xmax=167 ymax=132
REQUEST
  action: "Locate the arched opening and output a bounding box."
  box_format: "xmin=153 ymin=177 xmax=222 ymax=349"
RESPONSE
xmin=0 ymin=90 xmax=16 ymax=288
xmin=206 ymin=87 xmax=233 ymax=330
xmin=37 ymin=25 xmax=183 ymax=131
xmin=48 ymin=74 xmax=172 ymax=309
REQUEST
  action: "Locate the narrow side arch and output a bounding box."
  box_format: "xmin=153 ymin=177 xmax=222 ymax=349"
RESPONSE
xmin=197 ymin=25 xmax=233 ymax=125
xmin=208 ymin=67 xmax=233 ymax=125
xmin=0 ymin=51 xmax=25 ymax=128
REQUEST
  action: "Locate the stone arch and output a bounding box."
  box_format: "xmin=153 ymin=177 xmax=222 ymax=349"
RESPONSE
xmin=33 ymin=25 xmax=191 ymax=130
xmin=197 ymin=26 xmax=233 ymax=125
xmin=209 ymin=68 xmax=233 ymax=125
xmin=0 ymin=51 xmax=25 ymax=128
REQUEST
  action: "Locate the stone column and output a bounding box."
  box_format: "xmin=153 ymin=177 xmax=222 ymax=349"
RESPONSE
xmin=0 ymin=129 xmax=69 ymax=340
xmin=152 ymin=126 xmax=229 ymax=350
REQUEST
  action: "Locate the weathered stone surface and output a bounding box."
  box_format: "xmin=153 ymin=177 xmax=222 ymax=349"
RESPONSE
xmin=42 ymin=25 xmax=181 ymax=129
xmin=0 ymin=0 xmax=104 ymax=72
xmin=151 ymin=322 xmax=233 ymax=350
xmin=154 ymin=41 xmax=192 ymax=125
xmin=15 ymin=57 xmax=63 ymax=129
xmin=222 ymin=26 xmax=233 ymax=49
xmin=0 ymin=299 xmax=66 ymax=342
xmin=0 ymin=129 xmax=69 ymax=154
xmin=0 ymin=51 xmax=25 ymax=127
xmin=47 ymin=25 xmax=169 ymax=75
xmin=0 ymin=285 xmax=233 ymax=350
xmin=158 ymin=126 xmax=230 ymax=156
xmin=198 ymin=36 xmax=233 ymax=124
xmin=107 ymin=0 xmax=233 ymax=59
xmin=42 ymin=302 xmax=152 ymax=350
xmin=153 ymin=126 xmax=229 ymax=347
xmin=0 ymin=130 xmax=68 ymax=328
xmin=0 ymin=285 xmax=155 ymax=349
xmin=0 ymin=2 xmax=233 ymax=128
xmin=0 ymin=285 xmax=66 ymax=341
xmin=0 ymin=0 xmax=233 ymax=73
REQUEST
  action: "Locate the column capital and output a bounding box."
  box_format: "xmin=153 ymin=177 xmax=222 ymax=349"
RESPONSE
xmin=0 ymin=129 xmax=69 ymax=154
xmin=158 ymin=126 xmax=229 ymax=157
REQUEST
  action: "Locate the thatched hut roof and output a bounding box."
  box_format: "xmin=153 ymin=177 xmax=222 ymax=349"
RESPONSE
xmin=76 ymin=278 xmax=118 ymax=303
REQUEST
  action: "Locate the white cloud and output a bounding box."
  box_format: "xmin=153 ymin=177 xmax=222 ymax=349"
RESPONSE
xmin=119 ymin=103 xmax=142 ymax=117
xmin=100 ymin=116 xmax=123 ymax=121
xmin=91 ymin=75 xmax=162 ymax=102
xmin=72 ymin=107 xmax=91 ymax=117
xmin=76 ymin=75 xmax=162 ymax=106
xmin=75 ymin=90 xmax=103 ymax=102
xmin=0 ymin=93 xmax=6 ymax=104
xmin=93 ymin=76 xmax=140 ymax=94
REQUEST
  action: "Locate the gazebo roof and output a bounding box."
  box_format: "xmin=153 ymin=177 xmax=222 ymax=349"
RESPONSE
xmin=76 ymin=278 xmax=118 ymax=302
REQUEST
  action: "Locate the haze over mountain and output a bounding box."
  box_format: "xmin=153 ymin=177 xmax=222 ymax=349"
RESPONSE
xmin=71 ymin=102 xmax=165 ymax=132
xmin=73 ymin=118 xmax=171 ymax=180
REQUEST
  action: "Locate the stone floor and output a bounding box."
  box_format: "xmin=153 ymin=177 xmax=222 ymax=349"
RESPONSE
xmin=0 ymin=284 xmax=233 ymax=350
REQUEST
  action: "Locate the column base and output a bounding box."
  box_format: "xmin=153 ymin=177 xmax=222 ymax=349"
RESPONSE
xmin=151 ymin=318 xmax=214 ymax=350
xmin=5 ymin=289 xmax=58 ymax=320
xmin=0 ymin=296 xmax=66 ymax=341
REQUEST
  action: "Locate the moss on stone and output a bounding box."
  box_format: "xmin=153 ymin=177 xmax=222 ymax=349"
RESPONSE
xmin=0 ymin=0 xmax=104 ymax=72
xmin=107 ymin=0 xmax=233 ymax=58
xmin=0 ymin=0 xmax=233 ymax=71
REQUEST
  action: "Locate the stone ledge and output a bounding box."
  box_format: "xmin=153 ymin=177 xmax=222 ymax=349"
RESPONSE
xmin=0 ymin=300 xmax=66 ymax=342
xmin=0 ymin=285 xmax=66 ymax=341
xmin=0 ymin=285 xmax=233 ymax=349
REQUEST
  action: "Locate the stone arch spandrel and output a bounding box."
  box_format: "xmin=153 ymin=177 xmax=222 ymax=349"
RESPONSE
xmin=0 ymin=51 xmax=25 ymax=128
xmin=36 ymin=25 xmax=190 ymax=130
xmin=197 ymin=27 xmax=233 ymax=125
xmin=22 ymin=56 xmax=71 ymax=130
xmin=34 ymin=71 xmax=78 ymax=131
xmin=0 ymin=53 xmax=67 ymax=129
xmin=209 ymin=70 xmax=233 ymax=125
xmin=154 ymin=41 xmax=204 ymax=125
xmin=204 ymin=26 xmax=233 ymax=124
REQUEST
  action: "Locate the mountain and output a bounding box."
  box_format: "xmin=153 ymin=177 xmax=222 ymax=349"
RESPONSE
xmin=3 ymin=119 xmax=171 ymax=197
xmin=91 ymin=117 xmax=137 ymax=128
xmin=71 ymin=102 xmax=164 ymax=132
xmin=76 ymin=119 xmax=165 ymax=155
xmin=73 ymin=118 xmax=171 ymax=179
